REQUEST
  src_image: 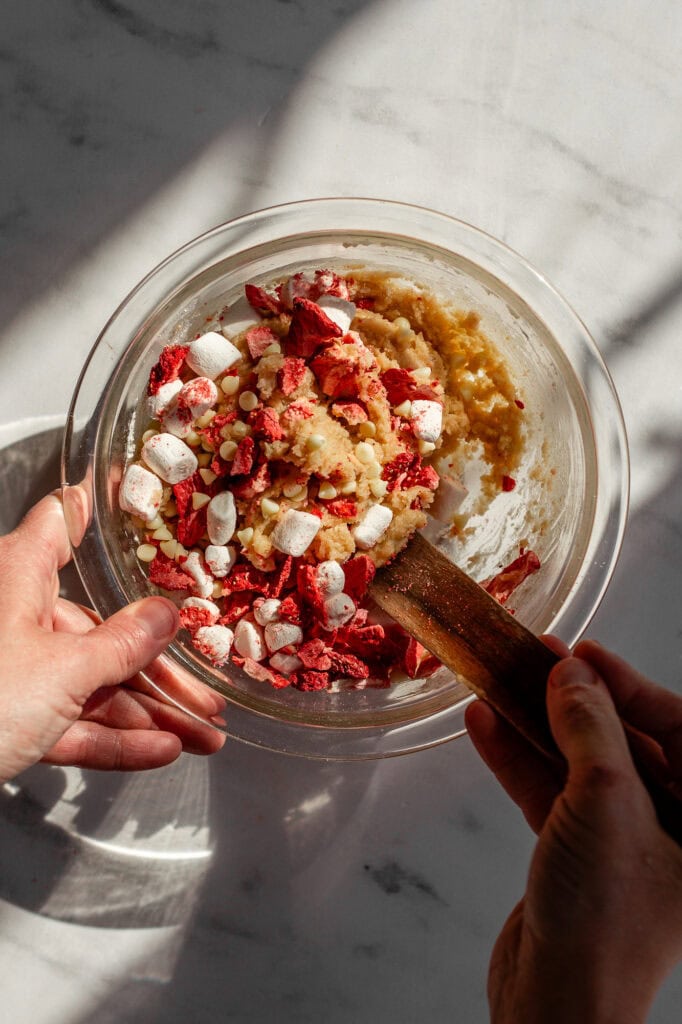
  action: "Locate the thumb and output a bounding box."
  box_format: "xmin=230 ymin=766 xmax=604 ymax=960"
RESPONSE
xmin=547 ymin=657 xmax=638 ymax=801
xmin=67 ymin=597 xmax=179 ymax=697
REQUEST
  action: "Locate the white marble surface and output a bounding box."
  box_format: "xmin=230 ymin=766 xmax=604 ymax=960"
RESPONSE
xmin=1 ymin=1 xmax=681 ymax=1020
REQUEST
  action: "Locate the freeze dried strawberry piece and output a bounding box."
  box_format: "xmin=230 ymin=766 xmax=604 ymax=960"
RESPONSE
xmin=355 ymin=297 xmax=375 ymax=310
xmin=230 ymin=436 xmax=255 ymax=476
xmin=502 ymin=475 xmax=516 ymax=492
xmin=281 ymin=270 xmax=351 ymax=308
xmin=404 ymin=637 xmax=428 ymax=679
xmin=241 ymin=657 xmax=291 ymax=689
xmin=341 ymin=555 xmax=375 ymax=601
xmin=278 ymin=357 xmax=307 ymax=396
xmin=210 ymin=454 xmax=232 ymax=478
xmin=420 ymin=655 xmax=442 ymax=677
xmin=294 ymin=670 xmax=330 ymax=692
xmin=231 ymin=460 xmax=271 ymax=500
xmin=245 ymin=283 xmax=282 ymax=316
xmin=219 ymin=593 xmax=254 ymax=626
xmin=279 ymin=591 xmax=303 ymax=625
xmin=245 ymin=324 xmax=278 ymax=359
xmin=172 ymin=472 xmax=201 ymax=518
xmin=296 ymin=564 xmax=327 ymax=622
xmin=328 ymin=650 xmax=369 ymax=679
xmin=380 ymin=368 xmax=441 ymax=405
xmin=281 ymin=400 xmax=315 ymax=425
xmin=298 ymin=639 xmax=332 ymax=671
xmin=149 ymin=552 xmax=194 ymax=592
xmin=331 ymin=400 xmax=368 ymax=424
xmin=482 ymin=550 xmax=541 ymax=605
xmin=310 ymin=351 xmax=360 ymax=399
xmin=381 ymin=451 xmax=415 ymax=492
xmin=198 ymin=410 xmax=238 ymax=450
xmin=312 ymin=269 xmax=350 ymax=300
xmin=325 ymin=499 xmax=357 ymax=519
xmin=176 ymin=508 xmax=207 ymax=548
xmin=147 ymin=344 xmax=189 ymax=396
xmin=404 ymin=462 xmax=439 ymax=491
xmin=179 ymin=604 xmax=216 ymax=633
xmin=223 ymin=562 xmax=271 ymax=596
xmin=248 ymin=407 xmax=284 ymax=442
xmin=286 ymin=297 xmax=342 ymax=359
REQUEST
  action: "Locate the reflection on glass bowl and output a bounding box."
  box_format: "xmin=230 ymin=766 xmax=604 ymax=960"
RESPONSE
xmin=62 ymin=199 xmax=628 ymax=759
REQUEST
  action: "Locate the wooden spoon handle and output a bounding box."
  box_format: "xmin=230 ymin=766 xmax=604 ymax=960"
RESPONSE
xmin=370 ymin=533 xmax=682 ymax=845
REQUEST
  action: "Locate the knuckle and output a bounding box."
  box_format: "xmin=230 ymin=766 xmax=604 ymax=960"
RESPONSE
xmin=101 ymin=620 xmax=145 ymax=680
xmin=580 ymin=761 xmax=628 ymax=792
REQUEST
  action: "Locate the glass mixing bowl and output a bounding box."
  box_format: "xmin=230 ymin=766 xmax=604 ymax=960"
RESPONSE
xmin=62 ymin=198 xmax=628 ymax=759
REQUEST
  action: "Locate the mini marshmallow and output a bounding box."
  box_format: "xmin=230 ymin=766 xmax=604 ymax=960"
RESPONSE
xmin=430 ymin=474 xmax=468 ymax=522
xmin=234 ymin=617 xmax=267 ymax=661
xmin=254 ymin=598 xmax=282 ymax=626
xmin=186 ymin=332 xmax=241 ymax=379
xmin=264 ymin=621 xmax=304 ymax=653
xmin=353 ymin=504 xmax=393 ymax=550
xmin=183 ymin=550 xmax=214 ymax=599
xmin=147 ymin=378 xmax=182 ymax=420
xmin=221 ymin=296 xmax=261 ymax=340
xmin=411 ymin=400 xmax=443 ymax=443
xmin=119 ymin=464 xmax=163 ymax=522
xmin=194 ymin=624 xmax=234 ymax=666
xmin=269 ymin=652 xmax=303 ymax=674
xmin=270 ymin=509 xmax=321 ymax=557
xmin=161 ymin=377 xmax=219 ymax=438
xmin=316 ymin=296 xmax=357 ymax=334
xmin=316 ymin=560 xmax=345 ymax=596
xmin=180 ymin=597 xmax=221 ymax=624
xmin=205 ymin=544 xmax=237 ymax=578
xmin=322 ymin=592 xmax=355 ymax=630
xmin=207 ymin=492 xmax=237 ymax=545
xmin=142 ymin=433 xmax=198 ymax=484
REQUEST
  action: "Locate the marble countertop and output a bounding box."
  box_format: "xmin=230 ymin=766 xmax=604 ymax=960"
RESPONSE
xmin=1 ymin=2 xmax=681 ymax=1020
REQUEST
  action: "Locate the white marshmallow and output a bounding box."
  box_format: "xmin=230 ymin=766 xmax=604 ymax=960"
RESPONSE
xmin=180 ymin=597 xmax=221 ymax=625
xmin=147 ymin=378 xmax=183 ymax=420
xmin=430 ymin=474 xmax=468 ymax=522
xmin=316 ymin=560 xmax=345 ymax=596
xmin=269 ymin=652 xmax=303 ymax=674
xmin=316 ymin=296 xmax=356 ymax=334
xmin=142 ymin=433 xmax=198 ymax=484
xmin=264 ymin=621 xmax=304 ymax=653
xmin=186 ymin=332 xmax=241 ymax=379
xmin=253 ymin=598 xmax=282 ymax=626
xmin=322 ymin=592 xmax=356 ymax=630
xmin=161 ymin=377 xmax=219 ymax=438
xmin=234 ymin=618 xmax=267 ymax=661
xmin=353 ymin=504 xmax=393 ymax=550
xmin=194 ymin=624 xmax=234 ymax=666
xmin=270 ymin=509 xmax=321 ymax=557
xmin=411 ymin=400 xmax=443 ymax=443
xmin=205 ymin=544 xmax=237 ymax=578
xmin=221 ymin=296 xmax=261 ymax=339
xmin=183 ymin=550 xmax=214 ymax=599
xmin=206 ymin=491 xmax=237 ymax=545
xmin=119 ymin=464 xmax=163 ymax=522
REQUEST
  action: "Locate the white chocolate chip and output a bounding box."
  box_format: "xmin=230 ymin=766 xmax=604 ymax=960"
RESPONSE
xmin=419 ymin=440 xmax=436 ymax=455
xmin=261 ymin=497 xmax=280 ymax=517
xmin=204 ymin=544 xmax=236 ymax=578
xmin=234 ymin=617 xmax=267 ymax=661
xmin=270 ymin=509 xmax=321 ymax=557
xmin=353 ymin=504 xmax=393 ymax=550
xmin=192 ymin=492 xmax=211 ymax=511
xmin=411 ymin=366 xmax=431 ymax=382
xmin=316 ymin=560 xmax=345 ymax=596
xmin=199 ymin=468 xmax=218 ymax=485
xmin=238 ymin=390 xmax=259 ymax=412
xmin=136 ymin=543 xmax=157 ymax=562
xmin=394 ymin=400 xmax=412 ymax=418
xmin=221 ymin=374 xmax=240 ymax=396
xmin=318 ymin=482 xmax=337 ymax=500
xmin=306 ymin=433 xmax=326 ymax=451
xmin=254 ymin=598 xmax=282 ymax=626
xmin=355 ymin=441 xmax=374 ymax=463
xmin=187 ymin=332 xmax=241 ymax=379
xmin=219 ymin=440 xmax=238 ymax=461
xmin=411 ymin=400 xmax=443 ymax=443
xmin=142 ymin=434 xmax=198 ymax=485
xmin=370 ymin=479 xmax=388 ymax=499
xmin=206 ymin=491 xmax=236 ymax=545
xmin=264 ymin=621 xmax=304 ymax=653
xmin=237 ymin=527 xmax=254 ymax=546
xmin=119 ymin=464 xmax=163 ymax=521
xmin=323 ymin=592 xmax=356 ymax=630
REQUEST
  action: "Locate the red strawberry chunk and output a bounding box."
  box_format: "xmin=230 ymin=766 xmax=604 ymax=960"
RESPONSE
xmin=149 ymin=552 xmax=194 ymax=592
xmin=482 ymin=550 xmax=541 ymax=605
xmin=381 ymin=451 xmax=414 ymax=492
xmin=331 ymin=400 xmax=368 ymax=424
xmin=325 ymin=499 xmax=357 ymax=519
xmin=176 ymin=508 xmax=207 ymax=548
xmin=244 ymin=283 xmax=282 ymax=316
xmin=198 ymin=410 xmax=237 ymax=450
xmin=282 ymin=270 xmax=350 ymax=309
xmin=355 ymin=297 xmax=375 ymax=310
xmin=404 ymin=461 xmax=439 ymax=491
xmin=341 ymin=555 xmax=375 ymax=602
xmin=296 ymin=564 xmax=327 ymax=623
xmin=241 ymin=657 xmax=291 ymax=689
xmin=404 ymin=638 xmax=427 ymax=679
xmin=298 ymin=639 xmax=332 ymax=671
xmin=286 ymin=297 xmax=342 ymax=359
xmin=268 ymin=556 xmax=294 ymax=598
xmin=147 ymin=344 xmax=189 ymax=396
xmin=219 ymin=593 xmax=254 ymax=625
xmin=328 ymin=651 xmax=369 ymax=679
xmin=231 ymin=459 xmax=271 ymax=499
xmin=223 ymin=562 xmax=272 ymax=596
xmin=245 ymin=324 xmax=278 ymax=359
xmin=380 ymin=368 xmax=441 ymax=405
xmin=294 ymin=670 xmax=330 ymax=691
xmin=310 ymin=351 xmax=360 ymax=399
xmin=230 ymin=436 xmax=255 ymax=476
xmin=420 ymin=655 xmax=442 ymax=677
xmin=281 ymin=400 xmax=315 ymax=425
xmin=172 ymin=471 xmax=201 ymax=518
xmin=279 ymin=591 xmax=304 ymax=625
xmin=278 ymin=357 xmax=307 ymax=396
xmin=502 ymin=475 xmax=516 ymax=492
xmin=248 ymin=407 xmax=284 ymax=442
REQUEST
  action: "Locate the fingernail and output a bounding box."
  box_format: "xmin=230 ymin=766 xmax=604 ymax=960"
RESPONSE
xmin=135 ymin=598 xmax=178 ymax=640
xmin=550 ymin=657 xmax=598 ymax=688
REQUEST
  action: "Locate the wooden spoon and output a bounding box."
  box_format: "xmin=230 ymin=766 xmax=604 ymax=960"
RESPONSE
xmin=370 ymin=532 xmax=682 ymax=844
